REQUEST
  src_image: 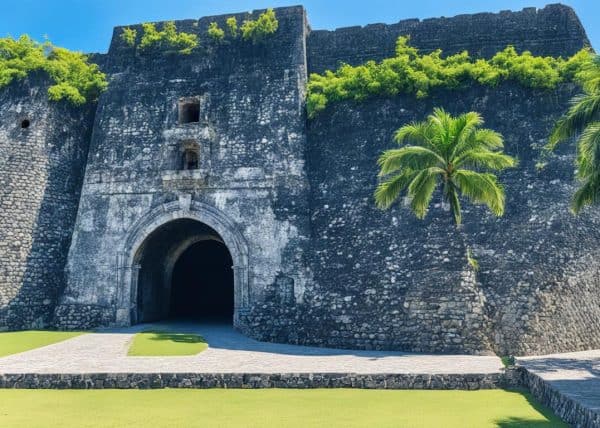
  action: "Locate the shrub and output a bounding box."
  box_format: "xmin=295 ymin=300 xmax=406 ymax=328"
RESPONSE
xmin=139 ymin=21 xmax=198 ymax=54
xmin=0 ymin=35 xmax=107 ymax=105
xmin=207 ymin=22 xmax=225 ymax=42
xmin=241 ymin=9 xmax=278 ymax=44
xmin=306 ymin=36 xmax=595 ymax=118
xmin=226 ymin=17 xmax=239 ymax=38
xmin=120 ymin=27 xmax=137 ymax=47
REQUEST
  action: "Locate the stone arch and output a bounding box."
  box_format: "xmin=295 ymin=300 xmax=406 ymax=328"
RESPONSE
xmin=115 ymin=197 xmax=250 ymax=326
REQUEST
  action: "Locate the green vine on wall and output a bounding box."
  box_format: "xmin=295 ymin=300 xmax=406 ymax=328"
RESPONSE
xmin=207 ymin=9 xmax=278 ymax=44
xmin=120 ymin=27 xmax=137 ymax=47
xmin=207 ymin=22 xmax=225 ymax=42
xmin=307 ymin=36 xmax=594 ymax=118
xmin=121 ymin=21 xmax=198 ymax=54
xmin=0 ymin=35 xmax=107 ymax=105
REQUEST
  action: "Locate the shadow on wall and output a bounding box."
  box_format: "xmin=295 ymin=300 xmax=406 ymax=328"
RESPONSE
xmin=0 ymin=78 xmax=95 ymax=331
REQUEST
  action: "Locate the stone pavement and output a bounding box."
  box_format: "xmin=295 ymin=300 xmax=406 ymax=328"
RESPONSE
xmin=518 ymin=350 xmax=600 ymax=427
xmin=0 ymin=322 xmax=503 ymax=375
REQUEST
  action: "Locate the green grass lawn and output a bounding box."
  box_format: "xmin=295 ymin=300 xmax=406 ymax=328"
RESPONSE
xmin=0 ymin=330 xmax=83 ymax=357
xmin=127 ymin=330 xmax=208 ymax=356
xmin=0 ymin=389 xmax=565 ymax=427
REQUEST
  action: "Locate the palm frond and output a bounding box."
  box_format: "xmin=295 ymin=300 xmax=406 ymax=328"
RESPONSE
xmin=406 ymin=167 xmax=443 ymax=218
xmin=455 ymin=150 xmax=518 ymax=171
xmin=572 ymin=173 xmax=600 ymax=214
xmin=429 ymin=108 xmax=453 ymax=153
xmin=377 ymin=146 xmax=445 ymax=176
xmin=394 ymin=122 xmax=434 ymax=148
xmin=473 ymin=129 xmax=504 ymax=149
xmin=374 ymin=170 xmax=416 ymax=209
xmin=453 ymin=170 xmax=506 ymax=216
xmin=451 ymin=129 xmax=504 ymax=159
xmin=548 ymin=92 xmax=600 ymax=149
xmin=454 ymin=111 xmax=483 ymax=147
xmin=575 ymin=122 xmax=600 ymax=178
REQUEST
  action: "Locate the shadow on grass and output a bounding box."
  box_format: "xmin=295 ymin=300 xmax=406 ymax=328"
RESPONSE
xmin=147 ymin=331 xmax=207 ymax=345
xmin=495 ymin=417 xmax=563 ymax=427
xmin=494 ymin=389 xmax=567 ymax=427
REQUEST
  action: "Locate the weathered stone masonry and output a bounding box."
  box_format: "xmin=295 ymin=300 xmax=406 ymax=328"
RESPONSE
xmin=0 ymin=75 xmax=95 ymax=330
xmin=1 ymin=4 xmax=599 ymax=356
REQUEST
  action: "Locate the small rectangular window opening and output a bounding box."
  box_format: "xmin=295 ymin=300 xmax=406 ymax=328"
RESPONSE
xmin=183 ymin=149 xmax=199 ymax=170
xmin=179 ymin=101 xmax=200 ymax=124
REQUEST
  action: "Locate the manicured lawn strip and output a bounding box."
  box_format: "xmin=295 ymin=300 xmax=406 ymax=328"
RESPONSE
xmin=0 ymin=331 xmax=83 ymax=357
xmin=127 ymin=330 xmax=208 ymax=356
xmin=0 ymin=389 xmax=565 ymax=427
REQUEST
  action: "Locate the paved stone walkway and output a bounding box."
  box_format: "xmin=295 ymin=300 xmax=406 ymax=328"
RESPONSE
xmin=0 ymin=322 xmax=503 ymax=374
xmin=518 ymin=350 xmax=600 ymax=420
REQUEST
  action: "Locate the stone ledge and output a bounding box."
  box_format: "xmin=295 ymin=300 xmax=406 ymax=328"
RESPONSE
xmin=0 ymin=372 xmax=509 ymax=390
xmin=521 ymin=368 xmax=600 ymax=428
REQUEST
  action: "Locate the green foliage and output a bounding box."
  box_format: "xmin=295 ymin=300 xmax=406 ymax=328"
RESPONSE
xmin=226 ymin=17 xmax=239 ymax=38
xmin=375 ymin=108 xmax=517 ymax=225
xmin=139 ymin=21 xmax=198 ymax=54
xmin=241 ymin=8 xmax=279 ymax=44
xmin=205 ymin=12 xmax=276 ymax=45
xmin=500 ymin=356 xmax=516 ymax=367
xmin=535 ymin=161 xmax=548 ymax=171
xmin=207 ymin=22 xmax=225 ymax=42
xmin=0 ymin=35 xmax=107 ymax=105
xmin=120 ymin=27 xmax=137 ymax=47
xmin=307 ymin=36 xmax=595 ymax=118
xmin=466 ymin=247 xmax=479 ymax=271
xmin=548 ymin=55 xmax=600 ymax=213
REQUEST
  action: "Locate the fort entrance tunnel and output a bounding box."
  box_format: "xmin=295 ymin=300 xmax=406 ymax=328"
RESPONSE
xmin=131 ymin=218 xmax=234 ymax=324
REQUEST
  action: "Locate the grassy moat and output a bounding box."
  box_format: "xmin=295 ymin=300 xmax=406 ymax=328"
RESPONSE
xmin=0 ymin=389 xmax=565 ymax=427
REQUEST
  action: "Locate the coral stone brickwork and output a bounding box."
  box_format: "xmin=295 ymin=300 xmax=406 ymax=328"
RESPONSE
xmin=0 ymin=76 xmax=95 ymax=330
xmin=1 ymin=5 xmax=599 ymax=356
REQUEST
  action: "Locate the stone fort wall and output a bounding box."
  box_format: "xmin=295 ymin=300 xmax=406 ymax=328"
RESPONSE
xmin=55 ymin=7 xmax=313 ymax=330
xmin=0 ymin=75 xmax=95 ymax=330
xmin=1 ymin=4 xmax=599 ymax=356
xmin=294 ymin=4 xmax=600 ymax=356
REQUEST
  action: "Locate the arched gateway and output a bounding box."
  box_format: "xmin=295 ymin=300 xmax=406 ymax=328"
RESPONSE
xmin=115 ymin=199 xmax=250 ymax=327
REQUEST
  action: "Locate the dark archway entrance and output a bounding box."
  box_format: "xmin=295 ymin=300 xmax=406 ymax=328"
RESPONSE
xmin=169 ymin=240 xmax=233 ymax=321
xmin=134 ymin=219 xmax=234 ymax=324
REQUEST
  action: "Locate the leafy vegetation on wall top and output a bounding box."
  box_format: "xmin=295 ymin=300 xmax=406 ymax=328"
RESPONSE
xmin=121 ymin=21 xmax=198 ymax=54
xmin=207 ymin=22 xmax=225 ymax=42
xmin=307 ymin=36 xmax=594 ymax=118
xmin=0 ymin=35 xmax=107 ymax=105
xmin=120 ymin=27 xmax=137 ymax=47
xmin=207 ymin=9 xmax=278 ymax=44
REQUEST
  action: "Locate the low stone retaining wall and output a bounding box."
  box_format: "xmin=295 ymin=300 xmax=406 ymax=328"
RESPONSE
xmin=0 ymin=372 xmax=509 ymax=390
xmin=7 ymin=368 xmax=597 ymax=427
xmin=521 ymin=368 xmax=600 ymax=428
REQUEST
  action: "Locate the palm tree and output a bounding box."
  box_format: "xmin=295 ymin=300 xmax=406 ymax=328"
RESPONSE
xmin=375 ymin=108 xmax=517 ymax=225
xmin=548 ymin=55 xmax=600 ymax=214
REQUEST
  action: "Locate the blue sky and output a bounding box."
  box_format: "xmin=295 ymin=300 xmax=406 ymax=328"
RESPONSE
xmin=0 ymin=1 xmax=597 ymax=53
